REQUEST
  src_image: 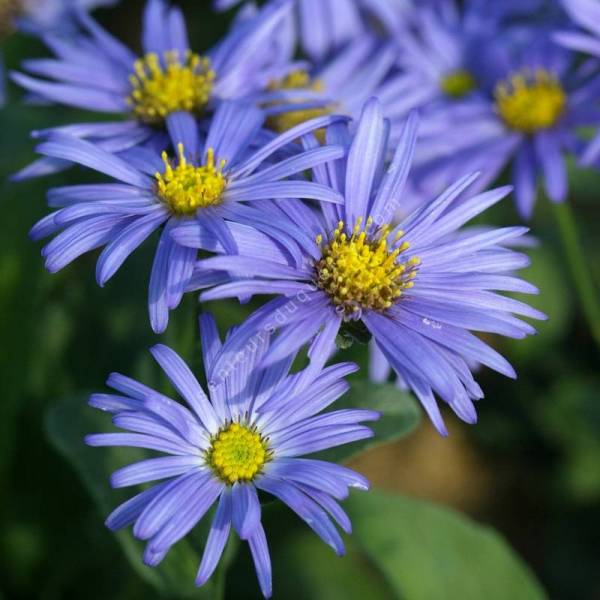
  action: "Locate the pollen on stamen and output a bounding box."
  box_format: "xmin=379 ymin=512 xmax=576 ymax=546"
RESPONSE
xmin=494 ymin=68 xmax=566 ymax=133
xmin=205 ymin=422 xmax=270 ymax=485
xmin=265 ymin=70 xmax=334 ymax=140
xmin=155 ymin=144 xmax=227 ymax=216
xmin=127 ymin=50 xmax=215 ymax=124
xmin=314 ymin=219 xmax=420 ymax=317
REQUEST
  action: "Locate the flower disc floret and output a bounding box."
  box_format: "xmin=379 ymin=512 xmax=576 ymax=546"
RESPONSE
xmin=315 ymin=219 xmax=420 ymax=317
xmin=440 ymin=69 xmax=476 ymax=99
xmin=206 ymin=422 xmax=270 ymax=485
xmin=128 ymin=50 xmax=215 ymax=124
xmin=156 ymin=144 xmax=227 ymax=215
xmin=267 ymin=70 xmax=332 ymax=136
xmin=495 ymin=69 xmax=566 ymax=133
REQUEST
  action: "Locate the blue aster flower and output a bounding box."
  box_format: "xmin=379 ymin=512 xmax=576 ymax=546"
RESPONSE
xmin=30 ymin=101 xmax=346 ymax=333
xmin=86 ymin=313 xmax=376 ymax=598
xmin=213 ymin=0 xmax=409 ymax=61
xmin=11 ymin=0 xmax=297 ymax=179
xmin=412 ymin=27 xmax=600 ymax=219
xmin=187 ymin=98 xmax=546 ymax=436
xmin=376 ymin=2 xmax=482 ymax=140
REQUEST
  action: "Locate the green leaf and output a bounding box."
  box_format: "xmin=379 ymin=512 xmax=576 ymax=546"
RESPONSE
xmin=273 ymin=529 xmax=395 ymax=600
xmin=347 ymin=490 xmax=547 ymax=600
xmin=538 ymin=377 xmax=600 ymax=502
xmin=46 ymin=394 xmax=237 ymax=599
xmin=318 ymin=380 xmax=421 ymax=464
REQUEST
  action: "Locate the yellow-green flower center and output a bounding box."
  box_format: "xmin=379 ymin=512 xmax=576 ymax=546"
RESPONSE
xmin=440 ymin=69 xmax=476 ymax=99
xmin=266 ymin=70 xmax=333 ymax=140
xmin=495 ymin=69 xmax=566 ymax=133
xmin=128 ymin=50 xmax=215 ymax=124
xmin=156 ymin=144 xmax=227 ymax=216
xmin=206 ymin=422 xmax=270 ymax=485
xmin=0 ymin=0 xmax=22 ymax=38
xmin=315 ymin=219 xmax=420 ymax=316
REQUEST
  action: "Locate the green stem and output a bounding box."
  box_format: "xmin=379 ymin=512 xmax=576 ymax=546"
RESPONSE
xmin=553 ymin=201 xmax=600 ymax=349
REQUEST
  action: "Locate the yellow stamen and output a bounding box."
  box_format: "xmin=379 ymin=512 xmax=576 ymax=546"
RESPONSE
xmin=315 ymin=219 xmax=420 ymax=316
xmin=440 ymin=69 xmax=476 ymax=99
xmin=206 ymin=422 xmax=270 ymax=485
xmin=127 ymin=50 xmax=215 ymax=124
xmin=266 ymin=70 xmax=333 ymax=141
xmin=495 ymin=69 xmax=566 ymax=133
xmin=155 ymin=144 xmax=227 ymax=215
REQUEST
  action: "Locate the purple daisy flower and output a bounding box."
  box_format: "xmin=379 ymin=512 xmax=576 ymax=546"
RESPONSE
xmin=375 ymin=1 xmax=486 ymax=153
xmin=11 ymin=0 xmax=297 ymax=179
xmin=86 ymin=313 xmax=376 ymax=598
xmin=188 ymin=98 xmax=546 ymax=436
xmin=213 ymin=0 xmax=409 ymax=61
xmin=30 ymin=101 xmax=346 ymax=333
xmin=412 ymin=27 xmax=600 ymax=219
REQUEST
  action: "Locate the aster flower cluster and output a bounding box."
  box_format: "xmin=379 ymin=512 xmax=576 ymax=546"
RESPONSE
xmin=6 ymin=0 xmax=600 ymax=596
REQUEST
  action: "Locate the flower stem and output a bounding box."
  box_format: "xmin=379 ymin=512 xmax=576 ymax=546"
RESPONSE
xmin=553 ymin=201 xmax=600 ymax=349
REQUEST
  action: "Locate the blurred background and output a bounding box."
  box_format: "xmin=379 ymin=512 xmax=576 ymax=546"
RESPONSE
xmin=1 ymin=2 xmax=600 ymax=599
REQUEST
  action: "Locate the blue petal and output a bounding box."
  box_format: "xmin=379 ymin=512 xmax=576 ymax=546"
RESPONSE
xmin=36 ymin=134 xmax=151 ymax=188
xmin=231 ymin=483 xmax=261 ymax=540
xmin=196 ymin=491 xmax=232 ymax=586
xmin=344 ymin=97 xmax=388 ymax=226
xmin=149 ymin=344 xmax=220 ymax=433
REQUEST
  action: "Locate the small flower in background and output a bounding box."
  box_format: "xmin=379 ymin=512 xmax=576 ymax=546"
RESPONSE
xmin=10 ymin=0 xmax=302 ymax=179
xmin=380 ymin=2 xmax=480 ymax=122
xmin=555 ymin=0 xmax=600 ymax=165
xmin=86 ymin=313 xmax=376 ymax=598
xmin=190 ymin=98 xmax=546 ymax=436
xmin=30 ymin=101 xmax=346 ymax=333
xmin=0 ymin=0 xmax=119 ymax=106
xmin=263 ymin=35 xmax=397 ymax=137
xmin=375 ymin=1 xmax=487 ymax=162
xmin=412 ymin=27 xmax=600 ymax=219
xmin=213 ymin=0 xmax=409 ymax=62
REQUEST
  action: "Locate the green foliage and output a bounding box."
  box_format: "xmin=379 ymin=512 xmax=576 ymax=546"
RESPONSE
xmin=272 ymin=528 xmax=395 ymax=600
xmin=346 ymin=490 xmax=548 ymax=600
xmin=539 ymin=378 xmax=600 ymax=502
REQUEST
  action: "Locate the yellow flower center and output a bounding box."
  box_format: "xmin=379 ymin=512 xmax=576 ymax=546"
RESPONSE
xmin=266 ymin=70 xmax=333 ymax=140
xmin=206 ymin=422 xmax=270 ymax=485
xmin=0 ymin=0 xmax=21 ymax=38
xmin=156 ymin=144 xmax=227 ymax=216
xmin=315 ymin=219 xmax=420 ymax=317
xmin=128 ymin=50 xmax=215 ymax=124
xmin=440 ymin=69 xmax=476 ymax=99
xmin=495 ymin=69 xmax=566 ymax=133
